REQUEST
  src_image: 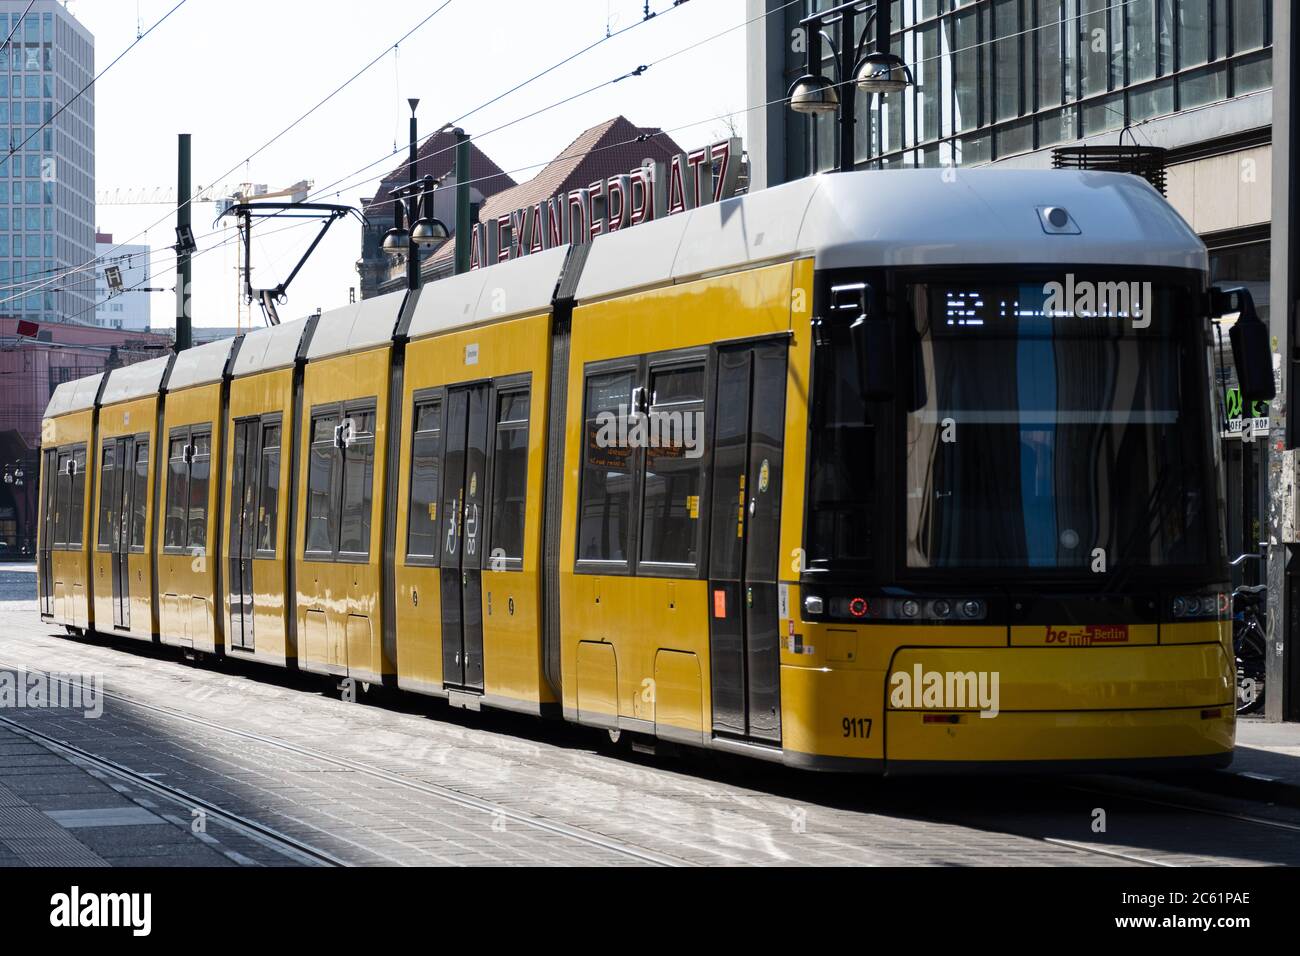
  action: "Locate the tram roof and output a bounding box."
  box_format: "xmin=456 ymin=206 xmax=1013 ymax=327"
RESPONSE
xmin=167 ymin=336 xmax=239 ymax=393
xmin=42 ymin=169 xmax=1209 ymax=419
xmin=232 ymin=315 xmax=310 ymax=378
xmin=575 ymin=168 xmax=1207 ymax=302
xmin=406 ymin=244 xmax=570 ymax=341
xmin=99 ymin=354 xmax=172 ymax=407
xmin=305 ymin=289 xmax=406 ymax=362
xmin=45 ymin=371 xmax=105 ymax=418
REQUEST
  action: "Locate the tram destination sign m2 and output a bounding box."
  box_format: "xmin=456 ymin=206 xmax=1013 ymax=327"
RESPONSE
xmin=468 ymin=137 xmax=743 ymax=270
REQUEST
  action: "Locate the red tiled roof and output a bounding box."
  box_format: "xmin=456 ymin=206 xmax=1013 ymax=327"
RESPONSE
xmin=429 ymin=116 xmax=684 ymax=262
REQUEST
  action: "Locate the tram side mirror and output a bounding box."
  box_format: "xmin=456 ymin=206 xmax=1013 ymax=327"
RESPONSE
xmin=840 ymin=284 xmax=894 ymax=400
xmin=1215 ymin=286 xmax=1276 ymax=405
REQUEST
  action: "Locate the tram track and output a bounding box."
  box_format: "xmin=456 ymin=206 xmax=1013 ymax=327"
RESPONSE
xmin=6 ymin=631 xmax=1299 ymax=867
xmin=0 ymin=710 xmax=348 ymax=867
xmin=0 ymin=661 xmax=690 ymax=867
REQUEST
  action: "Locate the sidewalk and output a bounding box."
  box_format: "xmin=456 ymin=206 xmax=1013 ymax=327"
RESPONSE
xmin=0 ymin=721 xmax=260 ymax=867
xmin=1224 ymin=719 xmax=1300 ymax=794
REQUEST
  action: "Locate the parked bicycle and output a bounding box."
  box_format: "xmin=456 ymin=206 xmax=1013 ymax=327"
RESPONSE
xmin=1230 ymin=552 xmax=1267 ymax=715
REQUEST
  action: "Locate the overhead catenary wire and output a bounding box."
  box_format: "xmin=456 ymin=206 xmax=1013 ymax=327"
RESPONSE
xmin=4 ymin=0 xmax=703 ymax=304
xmin=305 ymin=0 xmax=797 ymax=216
xmin=55 ymin=214 xmax=328 ymax=326
xmin=0 ymin=2 xmax=35 ymax=58
xmin=3 ymin=1 xmax=457 ymax=310
xmin=12 ymin=0 xmax=757 ymax=309
xmin=6 ymin=0 xmax=190 ymax=161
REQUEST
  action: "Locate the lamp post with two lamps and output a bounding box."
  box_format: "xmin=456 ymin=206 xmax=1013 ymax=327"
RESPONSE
xmin=787 ymin=0 xmax=914 ymax=173
xmin=382 ymin=99 xmax=450 ymax=291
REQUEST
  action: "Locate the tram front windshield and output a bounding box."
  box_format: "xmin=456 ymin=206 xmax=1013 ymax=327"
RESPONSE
xmin=907 ymin=278 xmax=1217 ymax=571
xmin=806 ymin=274 xmax=1219 ymax=577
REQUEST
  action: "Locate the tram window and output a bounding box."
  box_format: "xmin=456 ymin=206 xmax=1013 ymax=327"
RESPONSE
xmin=407 ymin=399 xmax=442 ymax=560
xmin=338 ymin=408 xmax=376 ymax=557
xmin=164 ymin=436 xmax=188 ymax=550
xmin=68 ymin=445 xmax=86 ymax=548
xmin=256 ymin=422 xmax=280 ymax=555
xmin=578 ymin=368 xmax=636 ymax=564
xmin=97 ymin=441 xmax=117 ymax=549
xmin=489 ymin=388 xmax=530 ymax=566
xmin=187 ymin=431 xmax=211 ymax=553
xmin=130 ymin=439 xmax=148 ymax=551
xmin=806 ymin=318 xmax=876 ymax=567
xmin=640 ymin=364 xmax=704 ymax=568
xmin=305 ymin=411 xmax=338 ymax=556
xmin=54 ymin=450 xmax=71 ymax=547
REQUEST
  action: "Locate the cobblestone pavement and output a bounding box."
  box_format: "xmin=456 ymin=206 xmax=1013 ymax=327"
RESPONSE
xmin=4 ymin=565 xmax=1300 ymax=866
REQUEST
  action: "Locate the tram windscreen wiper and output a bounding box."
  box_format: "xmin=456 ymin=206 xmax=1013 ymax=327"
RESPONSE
xmin=901 ymin=276 xmax=1214 ymax=573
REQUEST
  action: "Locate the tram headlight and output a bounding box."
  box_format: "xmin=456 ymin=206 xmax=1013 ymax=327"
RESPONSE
xmin=1170 ymin=592 xmax=1231 ymax=620
xmin=959 ymin=599 xmax=985 ymax=620
xmin=929 ymin=599 xmax=953 ymax=619
xmin=900 ymin=599 xmax=920 ymax=619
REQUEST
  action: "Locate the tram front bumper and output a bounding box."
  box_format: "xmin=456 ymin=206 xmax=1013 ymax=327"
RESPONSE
xmin=881 ymin=642 xmax=1236 ymax=772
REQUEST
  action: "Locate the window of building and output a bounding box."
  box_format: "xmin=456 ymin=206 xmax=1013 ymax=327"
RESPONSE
xmin=806 ymin=0 xmax=1274 ymax=170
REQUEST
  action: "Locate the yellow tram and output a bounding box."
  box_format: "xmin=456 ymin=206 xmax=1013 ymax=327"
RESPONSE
xmin=38 ymin=169 xmax=1249 ymax=772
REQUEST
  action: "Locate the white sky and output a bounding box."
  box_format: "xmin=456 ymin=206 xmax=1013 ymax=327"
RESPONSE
xmin=65 ymin=0 xmax=748 ymax=330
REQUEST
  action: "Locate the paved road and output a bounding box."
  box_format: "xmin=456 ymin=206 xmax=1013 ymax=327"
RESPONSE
xmin=3 ymin=565 xmax=1300 ymax=866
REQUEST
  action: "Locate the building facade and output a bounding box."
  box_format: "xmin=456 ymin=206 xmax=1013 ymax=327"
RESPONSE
xmin=357 ymin=129 xmax=516 ymax=299
xmin=93 ymin=231 xmax=151 ymax=330
xmin=0 ymin=317 xmax=169 ymax=556
xmin=747 ymin=0 xmax=1274 ymax=570
xmin=358 ymin=116 xmax=690 ymax=294
xmin=0 ymin=1 xmax=95 ymax=326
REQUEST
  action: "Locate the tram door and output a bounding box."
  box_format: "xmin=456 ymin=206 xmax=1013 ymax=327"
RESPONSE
xmin=708 ymin=341 xmax=787 ymax=743
xmin=228 ymin=419 xmax=259 ymax=651
xmin=39 ymin=449 xmax=56 ymax=616
xmin=440 ymin=384 xmax=489 ymax=691
xmin=104 ymin=437 xmax=134 ymax=629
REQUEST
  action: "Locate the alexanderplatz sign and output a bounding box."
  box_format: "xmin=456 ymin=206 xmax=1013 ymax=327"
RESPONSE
xmin=468 ymin=137 xmax=743 ymax=270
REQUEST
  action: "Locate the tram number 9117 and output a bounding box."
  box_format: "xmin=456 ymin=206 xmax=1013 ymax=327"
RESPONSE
xmin=842 ymin=717 xmax=873 ymax=739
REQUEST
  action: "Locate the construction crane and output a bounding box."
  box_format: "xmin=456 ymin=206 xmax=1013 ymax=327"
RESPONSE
xmin=96 ymin=179 xmax=314 ymax=208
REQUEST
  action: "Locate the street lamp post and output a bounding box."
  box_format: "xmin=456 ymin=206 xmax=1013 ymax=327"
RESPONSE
xmin=787 ymin=0 xmax=914 ymax=173
xmin=382 ymin=100 xmax=450 ymax=292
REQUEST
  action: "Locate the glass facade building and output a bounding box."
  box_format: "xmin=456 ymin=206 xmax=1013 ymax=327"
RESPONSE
xmin=0 ymin=2 xmax=94 ymax=325
xmin=747 ymin=0 xmax=1278 ymax=583
xmin=796 ymin=0 xmax=1272 ymax=172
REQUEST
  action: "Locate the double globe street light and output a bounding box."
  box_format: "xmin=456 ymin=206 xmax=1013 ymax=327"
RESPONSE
xmin=787 ymin=0 xmax=914 ymax=172
xmin=382 ymin=99 xmax=451 ymax=291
